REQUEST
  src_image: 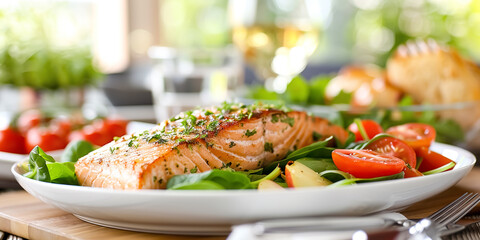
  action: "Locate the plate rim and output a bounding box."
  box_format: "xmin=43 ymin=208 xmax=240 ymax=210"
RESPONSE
xmin=11 ymin=142 xmax=476 ymax=196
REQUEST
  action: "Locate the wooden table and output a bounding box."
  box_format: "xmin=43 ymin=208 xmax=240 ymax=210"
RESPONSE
xmin=2 ymin=168 xmax=480 ymax=240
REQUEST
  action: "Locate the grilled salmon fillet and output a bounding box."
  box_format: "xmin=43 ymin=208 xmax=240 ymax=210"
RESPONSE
xmin=75 ymin=103 xmax=349 ymax=189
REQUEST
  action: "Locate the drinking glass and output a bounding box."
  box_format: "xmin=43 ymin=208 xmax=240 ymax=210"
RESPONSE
xmin=148 ymin=47 xmax=243 ymax=122
xmin=229 ymin=0 xmax=322 ymax=92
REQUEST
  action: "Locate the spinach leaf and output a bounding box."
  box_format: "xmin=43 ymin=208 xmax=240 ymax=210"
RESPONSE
xmin=61 ymin=140 xmax=95 ymax=163
xmin=46 ymin=162 xmax=78 ymax=185
xmin=167 ymin=169 xmax=253 ymax=190
xmin=24 ymin=146 xmax=54 ymax=182
xmin=296 ymin=158 xmax=337 ymax=173
xmin=263 ymin=137 xmax=334 ymax=173
xmin=24 ymin=146 xmax=79 ymax=185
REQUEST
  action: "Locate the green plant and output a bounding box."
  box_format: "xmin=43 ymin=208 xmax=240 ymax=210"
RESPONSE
xmin=0 ymin=6 xmax=102 ymax=90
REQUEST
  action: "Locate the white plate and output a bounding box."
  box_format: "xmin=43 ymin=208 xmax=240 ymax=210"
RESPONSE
xmin=11 ymin=142 xmax=476 ymax=235
xmin=0 ymin=121 xmax=156 ymax=186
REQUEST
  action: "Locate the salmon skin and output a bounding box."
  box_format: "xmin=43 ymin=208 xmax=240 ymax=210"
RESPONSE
xmin=75 ymin=103 xmax=349 ymax=189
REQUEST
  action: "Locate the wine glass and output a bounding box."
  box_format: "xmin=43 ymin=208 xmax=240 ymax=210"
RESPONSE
xmin=229 ymin=0 xmax=322 ymax=93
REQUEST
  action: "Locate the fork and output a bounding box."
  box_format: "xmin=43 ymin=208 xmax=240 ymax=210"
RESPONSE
xmin=399 ymin=192 xmax=480 ymax=237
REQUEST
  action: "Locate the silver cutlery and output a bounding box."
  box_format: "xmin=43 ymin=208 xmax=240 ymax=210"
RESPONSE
xmin=229 ymin=192 xmax=480 ymax=240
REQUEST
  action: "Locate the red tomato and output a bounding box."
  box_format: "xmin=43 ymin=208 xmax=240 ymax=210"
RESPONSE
xmin=364 ymin=136 xmax=416 ymax=169
xmin=0 ymin=127 xmax=27 ymax=154
xmin=403 ymin=166 xmax=424 ymax=178
xmin=416 ymin=147 xmax=455 ymax=172
xmin=68 ymin=130 xmax=85 ymax=142
xmin=332 ymin=149 xmax=406 ymax=178
xmin=99 ymin=118 xmax=128 ymax=139
xmin=348 ymin=120 xmax=383 ymax=141
xmin=81 ymin=124 xmax=111 ymax=146
xmin=17 ymin=109 xmax=42 ymax=135
xmin=26 ymin=127 xmax=68 ymax=152
xmin=386 ymin=123 xmax=436 ymax=150
xmin=50 ymin=118 xmax=72 ymax=138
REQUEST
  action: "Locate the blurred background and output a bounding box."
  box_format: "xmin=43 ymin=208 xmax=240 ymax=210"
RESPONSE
xmin=0 ymin=0 xmax=479 ymax=121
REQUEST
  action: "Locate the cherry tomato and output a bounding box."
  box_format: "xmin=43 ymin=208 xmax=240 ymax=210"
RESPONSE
xmin=0 ymin=127 xmax=27 ymax=154
xmin=98 ymin=118 xmax=128 ymax=139
xmin=348 ymin=120 xmax=383 ymax=141
xmin=386 ymin=123 xmax=436 ymax=150
xmin=68 ymin=130 xmax=85 ymax=142
xmin=50 ymin=118 xmax=72 ymax=138
xmin=416 ymin=147 xmax=455 ymax=172
xmin=81 ymin=124 xmax=111 ymax=146
xmin=332 ymin=149 xmax=405 ymax=178
xmin=403 ymin=166 xmax=424 ymax=178
xmin=17 ymin=109 xmax=42 ymax=135
xmin=364 ymin=136 xmax=416 ymax=169
xmin=26 ymin=127 xmax=68 ymax=152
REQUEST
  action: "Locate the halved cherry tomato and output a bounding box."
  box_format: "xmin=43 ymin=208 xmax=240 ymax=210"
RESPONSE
xmin=0 ymin=127 xmax=26 ymax=154
xmin=348 ymin=119 xmax=383 ymax=141
xmin=364 ymin=136 xmax=416 ymax=169
xmin=403 ymin=166 xmax=424 ymax=178
xmin=25 ymin=127 xmax=68 ymax=152
xmin=386 ymin=123 xmax=436 ymax=150
xmin=416 ymin=147 xmax=455 ymax=172
xmin=332 ymin=149 xmax=405 ymax=178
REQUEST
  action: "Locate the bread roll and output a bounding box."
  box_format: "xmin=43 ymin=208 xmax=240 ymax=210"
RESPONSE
xmin=325 ymin=65 xmax=402 ymax=108
xmin=386 ymin=41 xmax=480 ymax=132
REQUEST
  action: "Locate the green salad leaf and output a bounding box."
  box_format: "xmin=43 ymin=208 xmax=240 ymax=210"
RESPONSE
xmin=23 ymin=146 xmax=78 ymax=185
xmin=283 ymin=75 xmax=310 ymax=104
xmin=263 ymin=137 xmax=334 ymax=173
xmin=61 ymin=140 xmax=95 ymax=163
xmin=296 ymin=158 xmax=337 ymax=173
xmin=167 ymin=169 xmax=254 ymax=190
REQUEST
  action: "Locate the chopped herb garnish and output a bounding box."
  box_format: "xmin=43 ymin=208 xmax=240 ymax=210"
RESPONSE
xmin=245 ymin=129 xmax=257 ymax=137
xmin=109 ymin=146 xmax=119 ymax=154
xmin=281 ymin=116 xmax=295 ymax=127
xmin=207 ymin=120 xmax=220 ymax=132
xmin=264 ymin=142 xmax=274 ymax=153
xmin=190 ymin=166 xmax=198 ymax=173
xmin=229 ymin=141 xmax=236 ymax=148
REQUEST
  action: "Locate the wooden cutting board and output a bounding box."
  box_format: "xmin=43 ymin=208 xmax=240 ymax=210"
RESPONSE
xmin=0 ymin=191 xmax=226 ymax=240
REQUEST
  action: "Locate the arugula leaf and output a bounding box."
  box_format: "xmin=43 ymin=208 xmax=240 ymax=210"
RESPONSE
xmin=167 ymin=169 xmax=253 ymax=190
xmin=250 ymin=166 xmax=282 ymax=188
xmin=328 ymin=172 xmax=405 ymax=187
xmin=283 ymin=75 xmax=309 ymax=104
xmin=61 ymin=140 xmax=95 ymax=163
xmin=24 ymin=146 xmax=78 ymax=185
